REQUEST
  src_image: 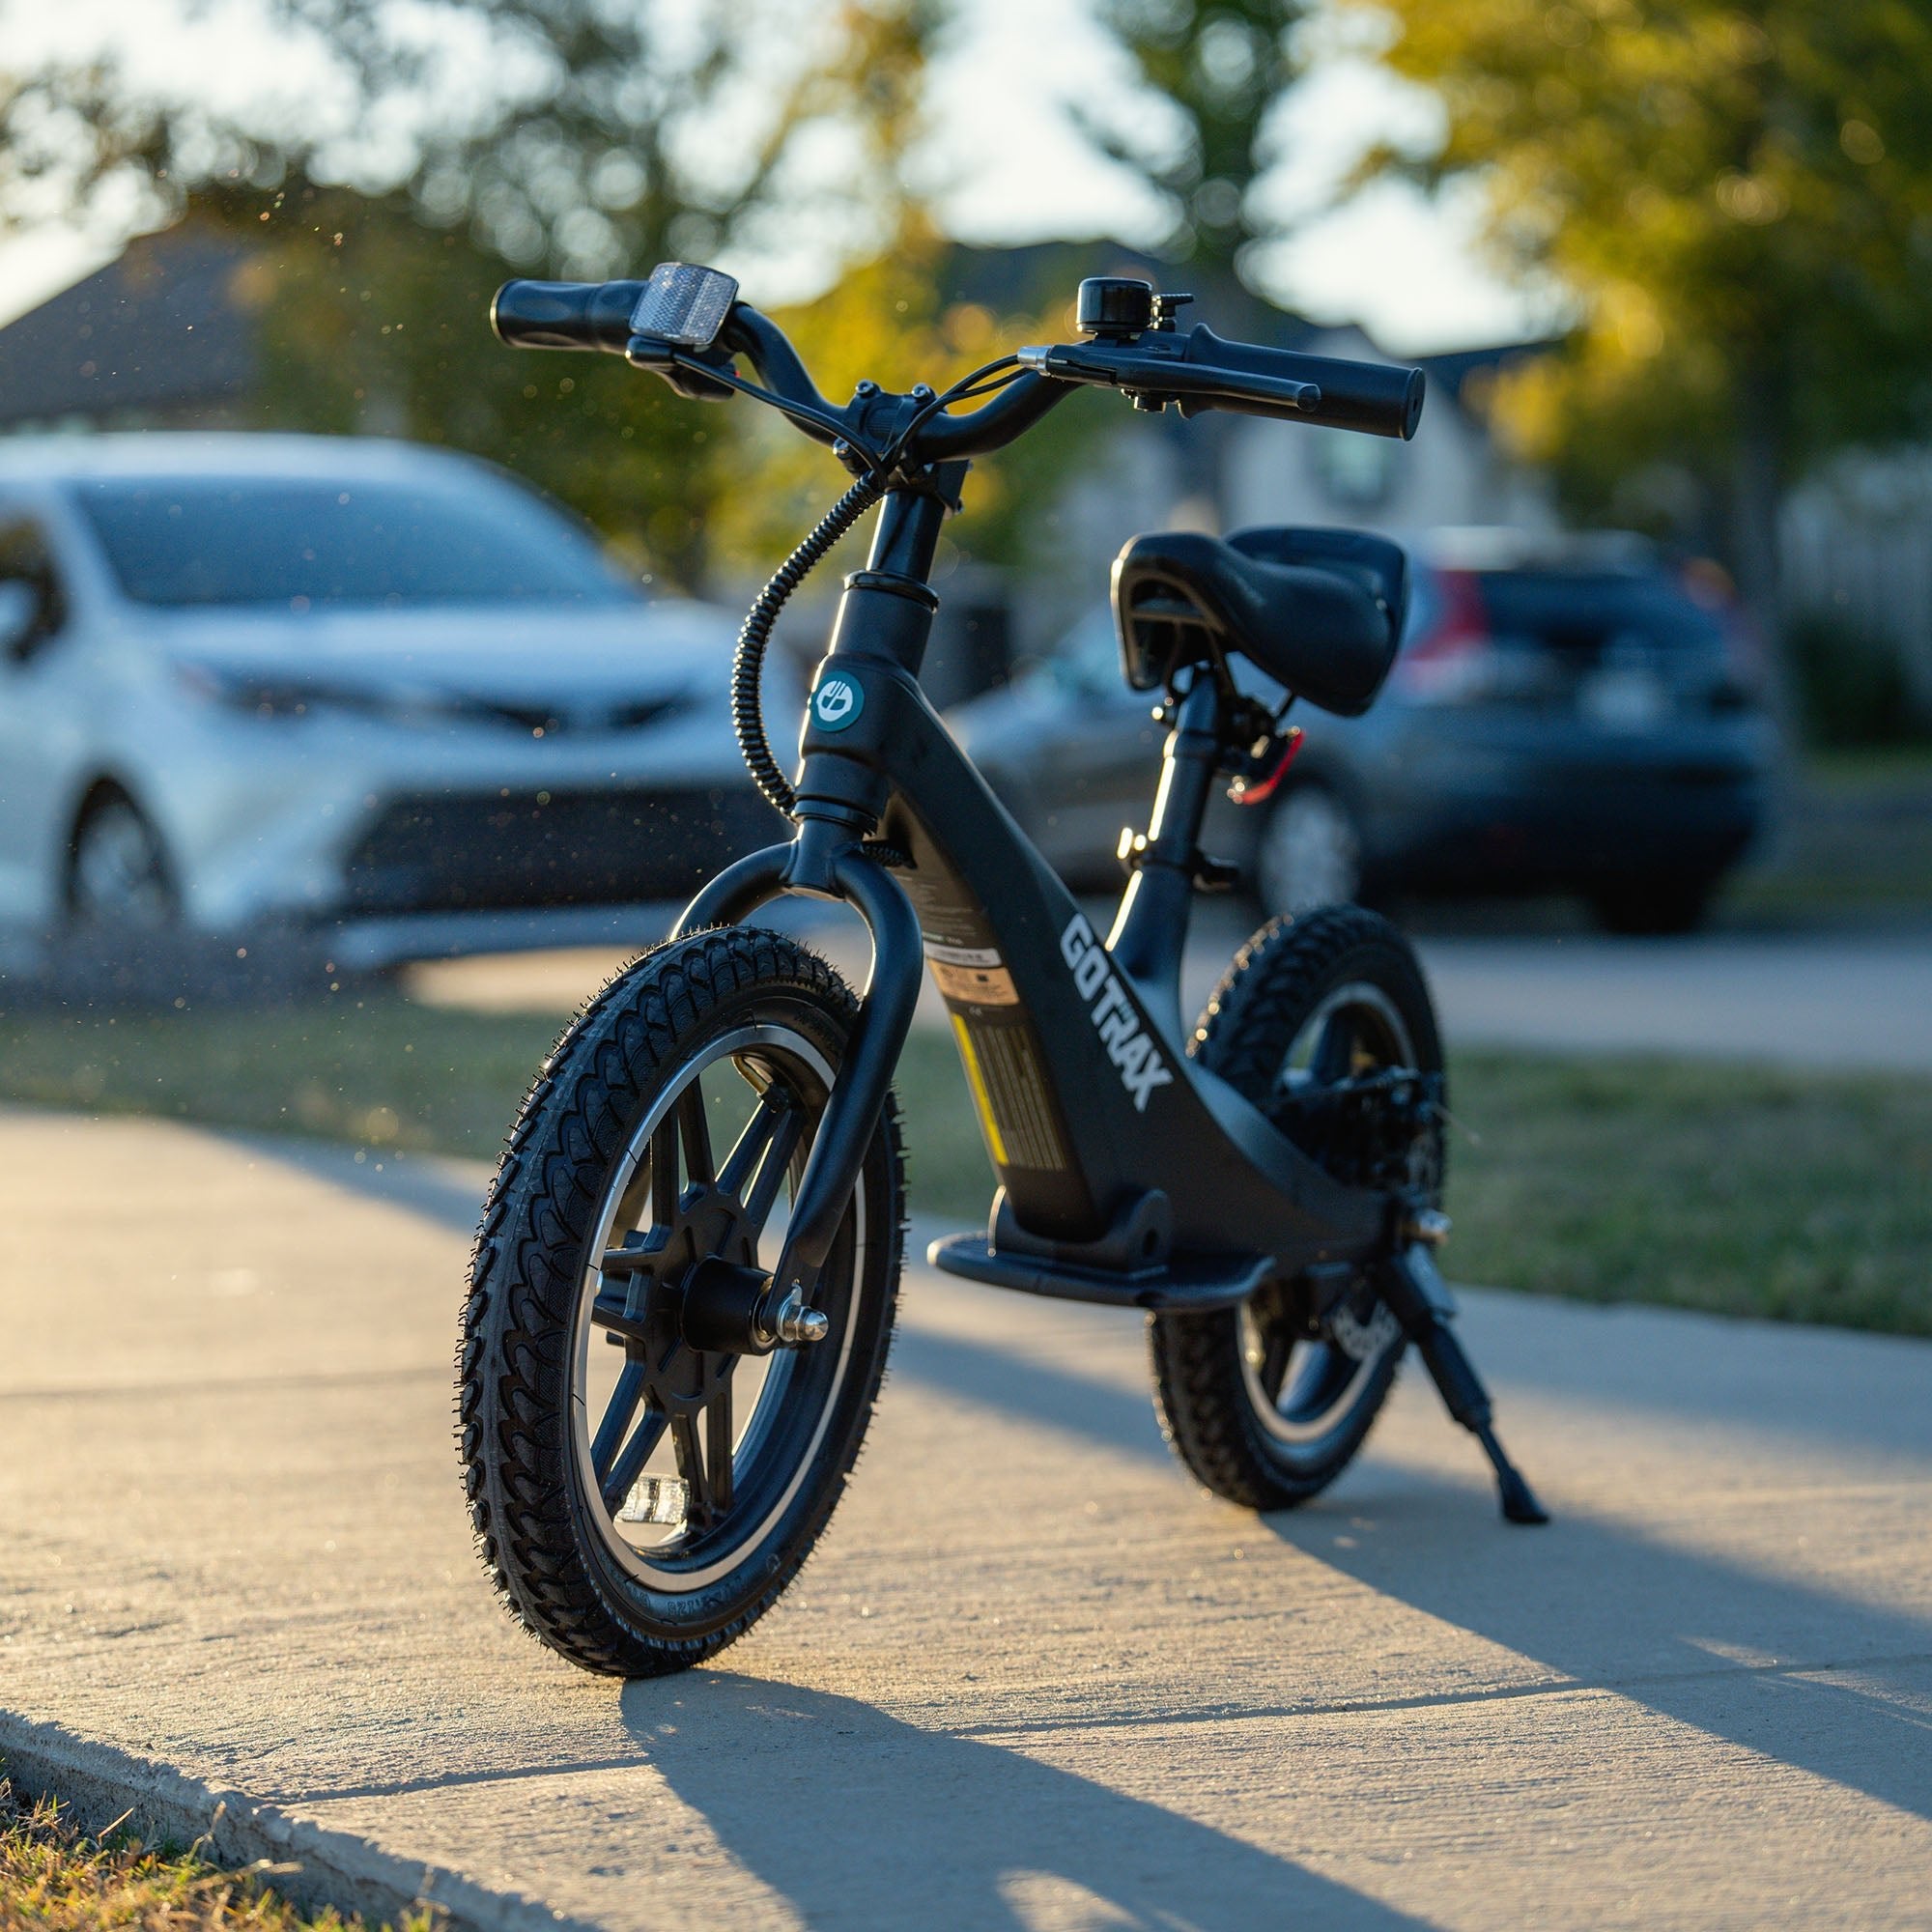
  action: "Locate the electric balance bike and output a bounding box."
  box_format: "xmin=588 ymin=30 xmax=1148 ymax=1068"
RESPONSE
xmin=458 ymin=264 xmax=1547 ymax=1679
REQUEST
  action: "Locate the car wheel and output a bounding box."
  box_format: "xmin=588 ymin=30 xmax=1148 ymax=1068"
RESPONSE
xmin=1256 ymin=781 xmax=1364 ymax=918
xmin=1587 ymin=872 xmax=1719 ymax=937
xmin=69 ymin=795 xmax=179 ymax=928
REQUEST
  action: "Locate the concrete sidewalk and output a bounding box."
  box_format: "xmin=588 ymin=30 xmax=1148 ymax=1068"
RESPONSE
xmin=3 ymin=1108 xmax=1929 ymax=1928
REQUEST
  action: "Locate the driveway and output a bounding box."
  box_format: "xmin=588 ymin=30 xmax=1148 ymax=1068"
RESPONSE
xmin=1 ymin=1108 xmax=1928 ymax=1928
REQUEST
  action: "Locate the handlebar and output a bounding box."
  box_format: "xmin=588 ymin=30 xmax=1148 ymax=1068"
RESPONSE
xmin=490 ymin=279 xmax=647 ymax=353
xmin=490 ymin=270 xmax=1427 ymax=466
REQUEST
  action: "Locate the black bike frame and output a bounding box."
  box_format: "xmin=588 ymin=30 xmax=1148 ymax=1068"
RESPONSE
xmin=674 ymin=478 xmax=1392 ymax=1314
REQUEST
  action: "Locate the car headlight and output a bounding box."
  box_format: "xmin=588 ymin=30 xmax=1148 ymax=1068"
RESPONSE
xmin=173 ymin=660 xmax=322 ymax=719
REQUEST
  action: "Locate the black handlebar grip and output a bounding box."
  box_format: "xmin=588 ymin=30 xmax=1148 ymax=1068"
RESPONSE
xmin=490 ymin=280 xmax=647 ymax=352
xmin=1187 ymin=326 xmax=1425 ymax=440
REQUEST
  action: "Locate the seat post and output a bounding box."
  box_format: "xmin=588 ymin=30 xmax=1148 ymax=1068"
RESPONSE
xmin=1106 ymin=673 xmax=1226 ymax=1047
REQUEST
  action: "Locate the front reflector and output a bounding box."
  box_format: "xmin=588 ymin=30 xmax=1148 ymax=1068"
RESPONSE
xmin=617 ymin=1476 xmax=688 ymax=1525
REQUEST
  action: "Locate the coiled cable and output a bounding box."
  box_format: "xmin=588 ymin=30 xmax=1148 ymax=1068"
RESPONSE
xmin=728 ymin=354 xmax=1023 ymax=819
xmin=732 ymin=471 xmax=887 ymax=818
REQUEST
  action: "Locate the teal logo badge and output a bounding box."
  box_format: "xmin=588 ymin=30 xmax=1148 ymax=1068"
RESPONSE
xmin=812 ymin=674 xmax=864 ymax=731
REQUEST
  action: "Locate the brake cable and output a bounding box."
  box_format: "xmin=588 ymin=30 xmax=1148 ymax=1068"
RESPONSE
xmin=703 ymin=351 xmax=1030 ymax=822
xmin=668 ymin=352 xmax=891 ymax=472
xmin=728 ymin=471 xmax=888 ymax=818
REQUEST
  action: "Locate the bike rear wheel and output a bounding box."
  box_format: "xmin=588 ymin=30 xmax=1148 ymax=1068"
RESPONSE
xmin=1149 ymin=905 xmax=1442 ymax=1510
xmin=458 ymin=926 xmax=903 ymax=1677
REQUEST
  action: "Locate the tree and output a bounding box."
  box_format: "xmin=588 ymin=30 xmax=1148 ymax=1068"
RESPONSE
xmin=1084 ymin=1 xmax=1306 ymax=284
xmin=0 ymin=1 xmax=924 ymax=274
xmin=0 ymin=0 xmax=954 ymax=591
xmin=204 ymin=176 xmax=732 ymax=592
xmin=144 ymin=7 xmax=1079 ymax=594
xmin=1360 ymin=0 xmax=1932 ymax=628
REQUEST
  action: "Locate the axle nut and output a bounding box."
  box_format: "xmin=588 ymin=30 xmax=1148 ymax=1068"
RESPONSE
xmin=770 ymin=1288 xmax=830 ymax=1346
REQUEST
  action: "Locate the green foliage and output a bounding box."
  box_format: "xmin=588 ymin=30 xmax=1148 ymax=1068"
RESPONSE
xmin=221 ymin=179 xmax=730 ymax=590
xmin=1362 ymin=0 xmax=1932 ymax=563
xmin=1787 ymin=612 xmax=1930 ymax=747
xmin=0 ymin=2 xmax=927 ymax=272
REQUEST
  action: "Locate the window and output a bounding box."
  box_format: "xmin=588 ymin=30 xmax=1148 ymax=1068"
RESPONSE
xmin=71 ymin=472 xmax=638 ymax=612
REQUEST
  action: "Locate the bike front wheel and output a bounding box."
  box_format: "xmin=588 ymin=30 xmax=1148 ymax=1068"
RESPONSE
xmin=458 ymin=926 xmax=904 ymax=1677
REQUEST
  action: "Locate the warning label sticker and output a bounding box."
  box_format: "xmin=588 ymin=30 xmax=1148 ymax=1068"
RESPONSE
xmin=923 ymin=938 xmax=1018 ymax=1008
xmin=952 ymin=1013 xmax=1068 ymax=1172
xmin=928 ymin=958 xmax=1019 ymax=1007
xmin=923 ymin=941 xmax=1002 ymax=968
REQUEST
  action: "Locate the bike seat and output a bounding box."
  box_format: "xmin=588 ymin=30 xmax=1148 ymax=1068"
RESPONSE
xmin=1111 ymin=526 xmax=1409 ymax=717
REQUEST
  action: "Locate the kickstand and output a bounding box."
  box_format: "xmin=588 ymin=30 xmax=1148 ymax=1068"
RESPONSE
xmin=1379 ymin=1241 xmax=1549 ymax=1525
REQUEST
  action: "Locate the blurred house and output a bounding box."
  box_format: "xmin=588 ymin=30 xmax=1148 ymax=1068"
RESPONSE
xmin=931 ymin=242 xmax=1560 ymax=660
xmin=0 ymin=223 xmax=1561 ymax=688
xmin=0 ymin=229 xmax=262 ymax=434
xmin=1783 ymin=450 xmax=1932 ymax=722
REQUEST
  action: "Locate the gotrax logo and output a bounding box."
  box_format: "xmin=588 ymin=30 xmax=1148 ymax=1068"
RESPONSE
xmin=811 ymin=673 xmax=863 ymax=730
xmin=1061 ymin=914 xmax=1174 ymax=1112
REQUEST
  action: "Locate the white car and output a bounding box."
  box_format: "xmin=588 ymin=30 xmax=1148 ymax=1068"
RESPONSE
xmin=0 ymin=434 xmax=788 ymax=960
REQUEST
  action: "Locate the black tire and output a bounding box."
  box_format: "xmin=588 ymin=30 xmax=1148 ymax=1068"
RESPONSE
xmin=68 ymin=791 xmax=178 ymax=927
xmin=1587 ymin=872 xmax=1719 ymax=936
xmin=1254 ymin=778 xmax=1367 ymax=919
xmin=1149 ymin=906 xmax=1443 ymax=1510
xmin=458 ymin=925 xmax=904 ymax=1677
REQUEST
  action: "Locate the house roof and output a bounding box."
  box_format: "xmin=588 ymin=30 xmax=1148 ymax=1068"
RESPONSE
xmin=935 ymin=240 xmax=1323 ymax=351
xmin=0 ymin=228 xmax=257 ymax=427
xmin=1413 ymin=338 xmax=1561 ymax=410
xmin=939 ymin=242 xmax=1553 ymax=417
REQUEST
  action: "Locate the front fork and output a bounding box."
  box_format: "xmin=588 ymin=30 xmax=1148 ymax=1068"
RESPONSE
xmin=668 ymin=479 xmax=955 ymax=1341
xmin=673 ymin=820 xmax=925 ymax=1340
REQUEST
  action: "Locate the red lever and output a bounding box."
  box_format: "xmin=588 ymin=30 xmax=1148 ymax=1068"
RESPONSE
xmin=1229 ymin=725 xmax=1303 ymax=807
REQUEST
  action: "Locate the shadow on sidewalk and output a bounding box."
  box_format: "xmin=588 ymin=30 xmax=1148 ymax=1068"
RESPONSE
xmin=240 ymin=1133 xmax=1932 ymax=1836
xmin=893 ymin=1323 xmax=1932 ymax=1828
xmin=615 ymin=1673 xmax=1429 ymax=1931
xmin=1258 ymin=1474 xmax=1932 ymax=1827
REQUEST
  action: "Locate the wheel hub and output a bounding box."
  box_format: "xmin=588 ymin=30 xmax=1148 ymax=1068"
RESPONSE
xmin=593 ymin=1179 xmax=817 ymax=1359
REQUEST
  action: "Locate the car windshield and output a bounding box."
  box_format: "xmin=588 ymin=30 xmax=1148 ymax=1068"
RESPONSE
xmin=73 ymin=472 xmax=638 ymax=611
xmin=1477 ymin=571 xmax=1722 ymax=653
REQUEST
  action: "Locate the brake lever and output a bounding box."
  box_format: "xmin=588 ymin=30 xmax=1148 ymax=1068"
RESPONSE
xmin=626 ymin=334 xmax=738 ymax=401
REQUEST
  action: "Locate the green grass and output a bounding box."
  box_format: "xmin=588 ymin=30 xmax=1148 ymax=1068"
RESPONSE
xmin=0 ymin=988 xmax=990 ymax=1208
xmin=1804 ymin=742 xmax=1932 ymax=789
xmin=1727 ymin=749 xmax=1932 ymax=918
xmin=0 ymin=1778 xmax=424 ymax=1931
xmin=1 ymin=989 xmax=1927 ymax=1337
xmin=1443 ymin=1051 xmax=1932 ymax=1337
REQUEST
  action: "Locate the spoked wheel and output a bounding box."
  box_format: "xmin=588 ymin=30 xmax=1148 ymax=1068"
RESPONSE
xmin=1150 ymin=905 xmax=1442 ymax=1510
xmin=459 ymin=927 xmax=903 ymax=1677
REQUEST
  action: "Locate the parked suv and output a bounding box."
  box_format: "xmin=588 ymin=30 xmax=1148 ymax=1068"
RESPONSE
xmin=0 ymin=434 xmax=787 ymax=956
xmin=948 ymin=529 xmax=1773 ymax=934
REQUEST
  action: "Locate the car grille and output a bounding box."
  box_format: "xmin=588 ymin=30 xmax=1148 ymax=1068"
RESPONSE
xmin=343 ymin=784 xmax=784 ymax=914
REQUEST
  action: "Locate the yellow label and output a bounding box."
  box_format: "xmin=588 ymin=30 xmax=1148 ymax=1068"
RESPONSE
xmin=949 ymin=1012 xmax=1009 ymax=1167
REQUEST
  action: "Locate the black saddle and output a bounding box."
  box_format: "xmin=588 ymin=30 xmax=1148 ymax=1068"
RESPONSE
xmin=1110 ymin=526 xmax=1409 ymax=717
